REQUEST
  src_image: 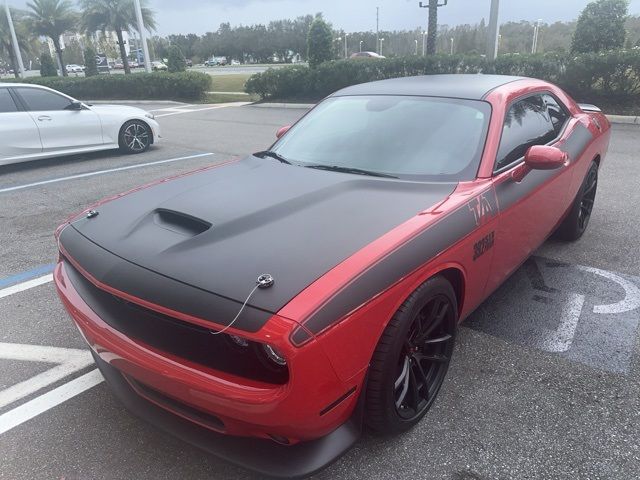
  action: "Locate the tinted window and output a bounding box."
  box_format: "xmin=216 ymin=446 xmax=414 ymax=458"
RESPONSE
xmin=0 ymin=88 xmax=18 ymax=113
xmin=16 ymin=87 xmax=71 ymax=111
xmin=543 ymin=94 xmax=569 ymax=136
xmin=271 ymin=95 xmax=491 ymax=182
xmin=496 ymin=95 xmax=556 ymax=170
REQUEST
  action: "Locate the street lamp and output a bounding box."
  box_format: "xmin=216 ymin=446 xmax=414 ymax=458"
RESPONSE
xmin=531 ymin=19 xmax=542 ymax=54
xmin=422 ymin=31 xmax=427 ymax=56
xmin=450 ymin=37 xmax=454 ymax=55
xmin=380 ymin=38 xmax=385 ymax=55
xmin=414 ymin=39 xmax=418 ymax=55
xmin=344 ymin=33 xmax=349 ymax=58
xmin=359 ymin=40 xmax=364 ymax=52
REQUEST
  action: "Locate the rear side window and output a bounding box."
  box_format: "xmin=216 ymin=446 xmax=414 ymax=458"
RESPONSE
xmin=543 ymin=94 xmax=570 ymax=136
xmin=495 ymin=94 xmax=557 ymax=171
xmin=16 ymin=87 xmax=71 ymax=111
xmin=0 ymin=88 xmax=18 ymax=113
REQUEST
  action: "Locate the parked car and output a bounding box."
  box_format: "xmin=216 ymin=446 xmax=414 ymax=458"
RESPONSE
xmin=151 ymin=61 xmax=168 ymax=71
xmin=129 ymin=60 xmax=139 ymax=68
xmin=113 ymin=61 xmax=124 ymax=70
xmin=0 ymin=83 xmax=161 ymax=166
xmin=53 ymin=75 xmax=610 ymax=478
xmin=66 ymin=64 xmax=85 ymax=74
xmin=350 ymin=51 xmax=386 ymax=59
xmin=185 ymin=59 xmax=193 ymax=67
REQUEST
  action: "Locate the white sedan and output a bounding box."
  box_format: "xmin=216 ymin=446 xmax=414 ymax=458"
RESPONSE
xmin=0 ymin=83 xmax=161 ymax=167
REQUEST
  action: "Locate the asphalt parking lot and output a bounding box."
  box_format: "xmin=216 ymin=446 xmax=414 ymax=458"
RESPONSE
xmin=1 ymin=104 xmax=639 ymax=480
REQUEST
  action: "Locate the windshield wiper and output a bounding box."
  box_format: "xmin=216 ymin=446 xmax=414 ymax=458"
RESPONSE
xmin=255 ymin=150 xmax=292 ymax=165
xmin=304 ymin=164 xmax=398 ymax=179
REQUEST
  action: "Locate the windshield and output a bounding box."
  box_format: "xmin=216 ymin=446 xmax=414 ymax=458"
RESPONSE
xmin=271 ymin=95 xmax=491 ymax=181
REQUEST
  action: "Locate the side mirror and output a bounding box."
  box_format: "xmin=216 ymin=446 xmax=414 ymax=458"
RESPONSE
xmin=524 ymin=145 xmax=568 ymax=170
xmin=66 ymin=100 xmax=83 ymax=111
xmin=276 ymin=125 xmax=291 ymax=139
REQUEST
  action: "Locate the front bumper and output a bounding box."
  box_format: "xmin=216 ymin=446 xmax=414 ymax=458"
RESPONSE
xmin=54 ymin=260 xmax=362 ymax=477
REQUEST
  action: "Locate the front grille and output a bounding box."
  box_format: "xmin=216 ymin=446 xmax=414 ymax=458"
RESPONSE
xmin=64 ymin=260 xmax=288 ymax=384
xmin=127 ymin=376 xmax=226 ymax=432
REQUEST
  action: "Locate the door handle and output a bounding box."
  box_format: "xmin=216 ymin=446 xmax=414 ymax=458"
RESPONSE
xmin=37 ymin=115 xmax=52 ymax=121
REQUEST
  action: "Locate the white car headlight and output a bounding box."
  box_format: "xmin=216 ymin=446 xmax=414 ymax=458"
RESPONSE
xmin=145 ymin=112 xmax=155 ymax=120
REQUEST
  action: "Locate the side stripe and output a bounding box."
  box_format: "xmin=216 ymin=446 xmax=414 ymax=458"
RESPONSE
xmin=295 ymin=189 xmax=498 ymax=340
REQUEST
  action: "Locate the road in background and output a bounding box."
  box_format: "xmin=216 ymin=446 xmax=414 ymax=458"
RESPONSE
xmin=0 ymin=106 xmax=639 ymax=480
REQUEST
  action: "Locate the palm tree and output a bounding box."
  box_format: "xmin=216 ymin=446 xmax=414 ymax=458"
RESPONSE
xmin=80 ymin=0 xmax=156 ymax=74
xmin=26 ymin=0 xmax=77 ymax=77
xmin=1 ymin=8 xmax=36 ymax=78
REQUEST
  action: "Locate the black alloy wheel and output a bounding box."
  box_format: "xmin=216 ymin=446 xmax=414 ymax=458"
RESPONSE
xmin=365 ymin=276 xmax=457 ymax=434
xmin=557 ymin=161 xmax=599 ymax=241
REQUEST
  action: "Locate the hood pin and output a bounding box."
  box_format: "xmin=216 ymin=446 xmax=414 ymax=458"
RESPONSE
xmin=257 ymin=274 xmax=275 ymax=289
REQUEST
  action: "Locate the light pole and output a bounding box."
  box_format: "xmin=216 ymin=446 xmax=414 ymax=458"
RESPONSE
xmin=134 ymin=0 xmax=152 ymax=73
xmin=344 ymin=33 xmax=349 ymax=58
xmin=359 ymin=40 xmax=363 ymax=52
xmin=4 ymin=0 xmax=25 ymax=78
xmin=450 ymin=37 xmax=454 ymax=55
xmin=422 ymin=31 xmax=427 ymax=56
xmin=376 ymin=6 xmax=380 ymax=54
xmin=415 ymin=39 xmax=418 ymax=55
xmin=531 ymin=19 xmax=542 ymax=54
xmin=486 ymin=0 xmax=500 ymax=60
xmin=380 ymin=38 xmax=385 ymax=56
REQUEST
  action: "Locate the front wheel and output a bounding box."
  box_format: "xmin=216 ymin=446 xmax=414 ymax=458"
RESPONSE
xmin=365 ymin=276 xmax=457 ymax=434
xmin=119 ymin=120 xmax=152 ymax=154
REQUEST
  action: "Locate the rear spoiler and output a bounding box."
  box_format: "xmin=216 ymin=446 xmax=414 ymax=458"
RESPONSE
xmin=578 ymin=103 xmax=602 ymax=113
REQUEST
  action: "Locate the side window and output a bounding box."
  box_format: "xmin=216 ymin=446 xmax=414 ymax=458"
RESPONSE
xmin=16 ymin=88 xmax=71 ymax=111
xmin=543 ymin=94 xmax=570 ymax=136
xmin=495 ymin=95 xmax=556 ymax=171
xmin=0 ymin=88 xmax=18 ymax=113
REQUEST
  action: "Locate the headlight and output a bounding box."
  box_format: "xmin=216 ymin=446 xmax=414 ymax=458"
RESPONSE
xmin=262 ymin=344 xmax=287 ymax=366
xmin=145 ymin=112 xmax=155 ymax=120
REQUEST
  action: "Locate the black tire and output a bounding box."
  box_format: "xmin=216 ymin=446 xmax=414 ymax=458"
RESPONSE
xmin=119 ymin=120 xmax=152 ymax=154
xmin=557 ymin=161 xmax=599 ymax=241
xmin=365 ymin=276 xmax=457 ymax=434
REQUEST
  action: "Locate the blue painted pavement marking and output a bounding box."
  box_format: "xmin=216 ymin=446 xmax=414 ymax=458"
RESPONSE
xmin=0 ymin=264 xmax=56 ymax=289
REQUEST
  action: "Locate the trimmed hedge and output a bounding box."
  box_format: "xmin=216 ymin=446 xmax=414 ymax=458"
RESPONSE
xmin=1 ymin=71 xmax=212 ymax=100
xmin=245 ymin=50 xmax=640 ymax=105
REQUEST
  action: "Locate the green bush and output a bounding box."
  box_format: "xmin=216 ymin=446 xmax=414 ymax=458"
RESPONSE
xmin=245 ymin=50 xmax=640 ymax=105
xmin=167 ymin=45 xmax=187 ymax=73
xmin=40 ymin=52 xmax=58 ymax=77
xmin=1 ymin=71 xmax=211 ymax=100
xmin=84 ymin=46 xmax=99 ymax=77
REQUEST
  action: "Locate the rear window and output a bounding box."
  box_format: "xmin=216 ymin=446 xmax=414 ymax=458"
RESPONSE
xmin=272 ymin=95 xmax=491 ymax=181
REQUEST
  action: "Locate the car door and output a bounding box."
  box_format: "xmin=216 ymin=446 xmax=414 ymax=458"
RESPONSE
xmin=0 ymin=87 xmax=42 ymax=163
xmin=485 ymin=93 xmax=574 ymax=293
xmin=14 ymin=87 xmax=103 ymax=153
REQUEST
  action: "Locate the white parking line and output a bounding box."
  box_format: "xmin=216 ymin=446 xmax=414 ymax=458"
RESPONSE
xmin=0 ymin=343 xmax=94 ymax=409
xmin=0 ymin=152 xmax=214 ymax=194
xmin=0 ymin=274 xmax=52 ymax=299
xmin=154 ymin=102 xmax=250 ymax=118
xmin=0 ymin=369 xmax=104 ymax=435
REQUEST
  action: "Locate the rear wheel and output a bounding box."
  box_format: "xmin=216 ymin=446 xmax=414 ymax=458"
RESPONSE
xmin=365 ymin=276 xmax=457 ymax=434
xmin=557 ymin=161 xmax=598 ymax=241
xmin=119 ymin=120 xmax=152 ymax=154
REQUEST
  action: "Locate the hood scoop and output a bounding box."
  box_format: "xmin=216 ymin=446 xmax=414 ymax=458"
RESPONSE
xmin=153 ymin=209 xmax=212 ymax=237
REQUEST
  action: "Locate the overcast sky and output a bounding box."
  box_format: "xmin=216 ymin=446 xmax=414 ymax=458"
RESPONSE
xmin=9 ymin=0 xmax=640 ymax=35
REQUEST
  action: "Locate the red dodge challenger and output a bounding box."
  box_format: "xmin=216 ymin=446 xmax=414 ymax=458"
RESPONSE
xmin=54 ymin=75 xmax=610 ymax=477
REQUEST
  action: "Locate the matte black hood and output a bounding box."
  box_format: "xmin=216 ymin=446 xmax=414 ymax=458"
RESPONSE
xmin=68 ymin=156 xmax=456 ymax=315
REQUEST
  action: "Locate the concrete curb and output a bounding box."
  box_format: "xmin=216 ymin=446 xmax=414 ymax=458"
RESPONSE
xmin=249 ymin=102 xmax=315 ymax=109
xmin=606 ymin=114 xmax=640 ymax=125
xmin=82 ymin=100 xmax=189 ymax=105
xmin=250 ymin=104 xmax=640 ymax=123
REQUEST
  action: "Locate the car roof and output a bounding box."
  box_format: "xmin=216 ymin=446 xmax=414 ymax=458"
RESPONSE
xmin=330 ymin=74 xmax=526 ymax=100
